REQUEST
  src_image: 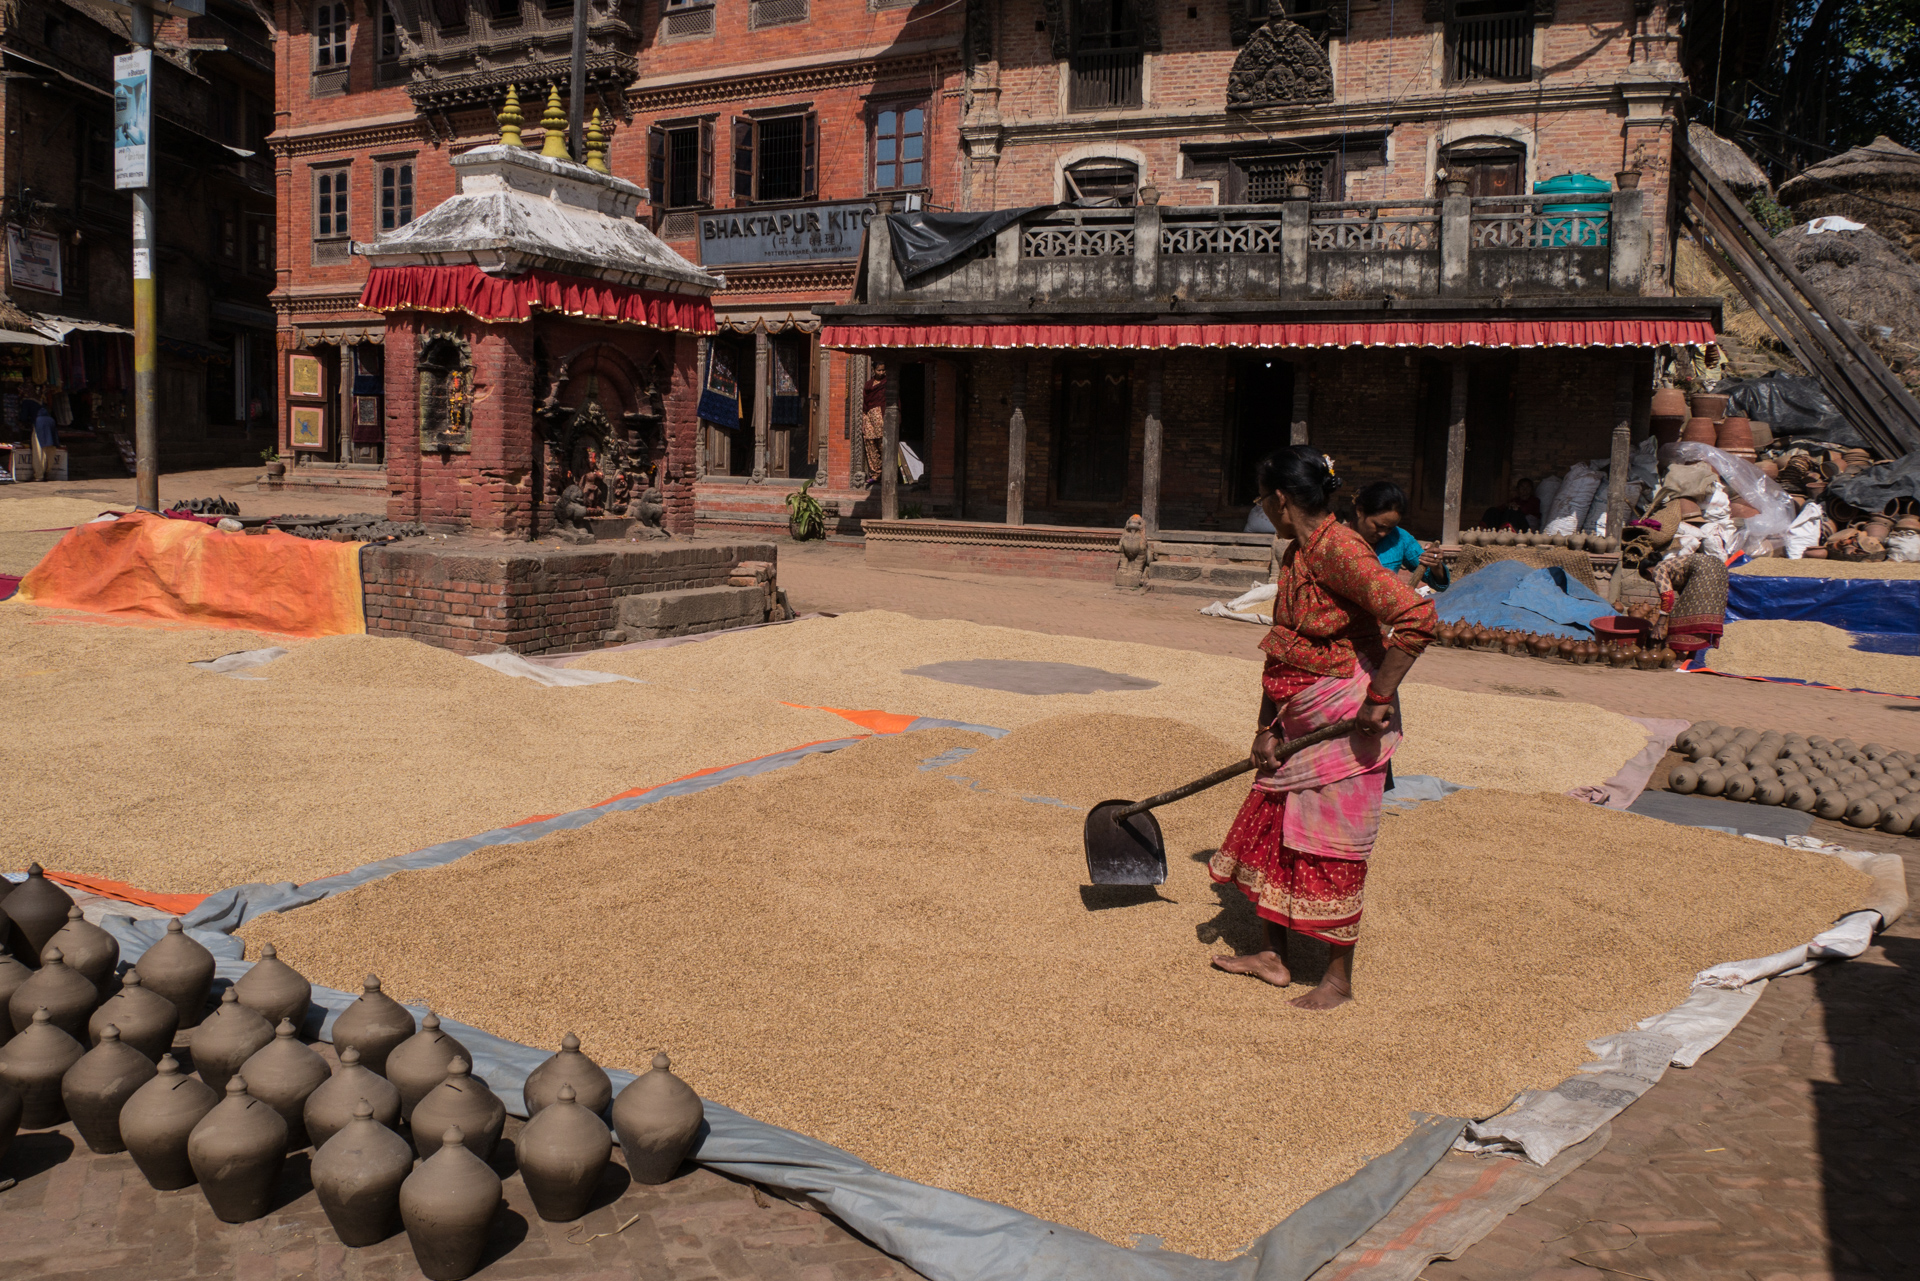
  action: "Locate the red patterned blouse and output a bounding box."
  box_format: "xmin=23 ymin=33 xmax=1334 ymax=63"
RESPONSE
xmin=1260 ymin=513 xmax=1438 ymax=677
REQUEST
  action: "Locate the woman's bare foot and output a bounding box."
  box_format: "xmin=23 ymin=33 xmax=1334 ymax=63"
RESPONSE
xmin=1289 ymin=977 xmax=1352 ymax=1010
xmin=1211 ymin=951 xmax=1292 ymax=987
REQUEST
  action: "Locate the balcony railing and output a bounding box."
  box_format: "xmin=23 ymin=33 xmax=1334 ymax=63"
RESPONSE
xmin=1068 ymin=50 xmax=1143 ymax=111
xmin=1449 ymin=12 xmax=1532 ymax=83
xmin=1470 ymin=194 xmax=1611 ymax=248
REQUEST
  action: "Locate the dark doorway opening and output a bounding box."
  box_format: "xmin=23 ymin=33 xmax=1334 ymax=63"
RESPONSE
xmin=1442 ymin=140 xmax=1525 ymax=197
xmin=1228 ymin=358 xmax=1295 ymax=506
xmin=898 ymin=361 xmax=927 ymax=487
xmin=1055 ymin=359 xmax=1130 ymax=504
xmin=1412 ymin=355 xmax=1515 ymax=535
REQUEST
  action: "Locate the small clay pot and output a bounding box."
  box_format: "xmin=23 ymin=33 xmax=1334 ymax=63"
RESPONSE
xmin=1494 ymin=529 xmax=1516 ymax=546
xmin=1608 ymin=645 xmax=1634 ymax=668
xmin=1557 ymin=638 xmax=1576 ymax=662
xmin=10 ymin=947 xmax=99 ymax=1039
xmin=1846 ymin=798 xmax=1882 ymax=828
xmin=1695 ymin=768 xmax=1727 ymax=796
xmin=1 ymin=864 xmax=75 ymax=969
xmin=305 ymin=1046 xmax=402 ymax=1151
xmin=518 ymin=1083 xmax=612 ymax=1223
xmin=314 ymin=1099 xmax=415 ymax=1247
xmin=1682 ymin=417 xmax=1718 ymax=445
xmin=331 ymin=975 xmax=415 ymax=1076
xmin=387 ymin=1011 xmax=471 ymax=1125
xmin=61 ymin=1024 xmax=157 ymax=1154
xmin=189 ymin=1076 xmax=290 ymax=1222
xmin=1668 ymin=764 xmax=1701 ymax=794
xmin=191 ymin=989 xmax=276 ymax=1096
xmin=1881 ymin=804 xmax=1917 ymax=836
xmin=0 ymin=1008 xmax=86 ymax=1128
xmin=89 ymin=969 xmax=181 ymax=1062
xmin=1688 ymin=392 xmax=1730 ymax=420
xmin=412 ymin=1058 xmax=506 ymax=1161
xmin=120 ymin=1053 xmax=219 ymax=1189
xmin=525 ymin=1033 xmax=614 ymax=1119
xmin=1814 ymin=792 xmax=1849 ymax=820
xmin=400 ymin=1126 xmax=502 ymax=1281
xmin=238 ymin=1018 xmax=331 ymax=1150
xmin=611 ymin=1052 xmax=704 ymax=1185
xmin=1650 ymin=414 xmax=1686 ymax=447
xmin=44 ymin=906 xmax=120 ymax=1002
xmin=1722 ymin=773 xmax=1756 ymax=802
xmin=138 ymin=919 xmax=217 ymax=1030
xmin=233 ymin=944 xmax=312 ymax=1032
xmin=1651 ymin=387 xmax=1690 ymax=418
xmin=1782 ymin=784 xmax=1818 ymax=812
xmin=0 ymin=943 xmax=31 ymax=1047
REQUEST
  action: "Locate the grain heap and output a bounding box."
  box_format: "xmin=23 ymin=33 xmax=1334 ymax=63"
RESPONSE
xmin=0 ymin=496 xmax=122 ymax=532
xmin=240 ymin=714 xmax=1865 ymax=1258
xmin=1667 ymin=720 xmax=1920 ymax=834
xmin=1712 ymin=620 xmax=1920 ymax=695
xmin=1731 ymin=560 xmax=1920 ymax=580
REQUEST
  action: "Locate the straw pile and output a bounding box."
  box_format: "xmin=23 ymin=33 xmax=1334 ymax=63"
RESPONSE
xmin=1734 ymin=558 xmax=1920 ymax=579
xmin=1713 ymin=620 xmax=1920 ymax=695
xmin=240 ymin=717 xmax=1866 ymax=1258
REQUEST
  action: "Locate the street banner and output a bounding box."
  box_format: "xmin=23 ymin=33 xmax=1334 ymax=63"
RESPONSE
xmin=113 ymin=50 xmax=151 ymax=190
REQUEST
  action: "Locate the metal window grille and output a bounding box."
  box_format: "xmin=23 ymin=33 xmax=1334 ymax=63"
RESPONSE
xmin=662 ymin=4 xmax=714 ymax=36
xmin=749 ymin=0 xmax=808 ymax=27
xmin=756 ymin=116 xmax=805 ymax=201
xmin=1068 ymin=50 xmax=1142 ymax=110
xmin=315 ymin=170 xmax=348 ymax=238
xmin=314 ymin=2 xmax=348 ymax=66
xmin=1242 ymin=157 xmax=1331 ymax=203
xmin=381 ymin=164 xmax=413 ymax=230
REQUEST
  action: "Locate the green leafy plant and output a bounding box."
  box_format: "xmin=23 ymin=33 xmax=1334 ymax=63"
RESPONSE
xmin=260 ymin=446 xmax=280 ymax=464
xmin=899 ymin=502 xmax=925 ymax=520
xmin=785 ymin=478 xmax=826 ymax=540
xmin=1745 ymin=192 xmax=1794 ymax=235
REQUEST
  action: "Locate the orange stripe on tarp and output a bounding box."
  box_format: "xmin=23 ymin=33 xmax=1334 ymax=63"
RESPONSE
xmin=1321 ymin=1163 xmax=1509 ymax=1280
xmin=781 ymin=703 xmax=922 ymax=734
xmin=43 ymin=871 xmax=209 ymax=917
xmin=1680 ymin=664 xmax=1920 ymax=701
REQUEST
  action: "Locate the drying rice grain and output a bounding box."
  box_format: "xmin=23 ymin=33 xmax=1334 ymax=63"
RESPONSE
xmin=1733 ymin=558 xmax=1920 ymax=580
xmin=0 ymin=530 xmax=64 ymax=576
xmin=1394 ymin=684 xmax=1648 ymax=793
xmin=1713 ymin=620 xmax=1920 ymax=696
xmin=0 ymin=497 xmax=123 ymax=533
xmin=241 ymin=717 xmax=1864 ymax=1258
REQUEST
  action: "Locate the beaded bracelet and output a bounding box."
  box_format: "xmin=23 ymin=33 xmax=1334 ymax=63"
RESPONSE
xmin=1363 ymin=686 xmax=1394 ymax=706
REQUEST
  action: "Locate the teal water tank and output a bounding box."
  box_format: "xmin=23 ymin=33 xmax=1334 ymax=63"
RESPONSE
xmin=1533 ymin=173 xmax=1611 ymax=247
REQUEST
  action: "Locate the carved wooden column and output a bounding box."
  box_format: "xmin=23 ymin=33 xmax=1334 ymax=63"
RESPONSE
xmin=1006 ymin=359 xmax=1027 ymax=526
xmin=751 ymin=328 xmax=770 ymax=482
xmin=881 ymin=361 xmax=901 ymax=521
xmin=814 ymin=341 xmax=831 ymax=485
xmin=692 ymin=335 xmax=708 ymax=481
xmin=1441 ymin=359 xmax=1469 ymax=545
xmin=1142 ymin=357 xmax=1163 ymax=537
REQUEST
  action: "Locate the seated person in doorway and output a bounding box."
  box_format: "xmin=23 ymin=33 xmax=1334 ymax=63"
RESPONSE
xmin=1339 ymin=482 xmax=1423 ymax=587
xmin=1480 ymin=478 xmax=1540 ymax=532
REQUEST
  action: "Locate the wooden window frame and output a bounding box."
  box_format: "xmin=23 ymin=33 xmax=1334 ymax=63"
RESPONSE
xmin=648 ymin=118 xmax=715 ymax=210
xmin=870 ymin=101 xmax=928 ymax=194
xmin=312 ymin=1 xmax=349 ymax=68
xmin=379 ymin=160 xmax=415 ymax=231
xmin=731 ymin=111 xmax=818 ymax=206
xmin=313 ymin=165 xmax=352 ymax=241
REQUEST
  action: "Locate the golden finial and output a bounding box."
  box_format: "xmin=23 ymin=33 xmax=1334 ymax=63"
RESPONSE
xmin=539 ymin=85 xmax=569 ymax=160
xmin=498 ymin=85 xmax=524 ymax=148
xmin=585 ymin=108 xmax=609 ymax=174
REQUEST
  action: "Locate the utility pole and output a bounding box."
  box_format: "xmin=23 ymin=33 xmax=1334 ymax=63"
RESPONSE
xmin=121 ymin=0 xmax=159 ymax=510
xmin=569 ymin=0 xmax=587 ymax=163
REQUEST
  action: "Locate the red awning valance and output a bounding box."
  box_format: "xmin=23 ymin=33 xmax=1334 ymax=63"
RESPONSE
xmin=819 ymin=319 xmax=1716 ymax=352
xmin=360 ymin=264 xmax=714 ymax=335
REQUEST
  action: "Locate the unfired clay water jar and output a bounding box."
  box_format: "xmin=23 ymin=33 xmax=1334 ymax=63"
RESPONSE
xmin=61 ymin=1024 xmax=157 ymax=1153
xmin=331 ymin=975 xmax=415 ymax=1075
xmin=518 ymin=1083 xmax=612 ymax=1222
xmin=89 ymin=969 xmax=180 ymax=1062
xmin=120 ymin=1053 xmax=219 ymax=1189
xmin=387 ymin=1011 xmax=471 ymax=1124
xmin=0 ymin=1008 xmax=85 ymax=1127
xmin=10 ymin=947 xmax=98 ymax=1038
xmin=238 ymin=1018 xmax=331 ymax=1150
xmin=400 ymin=1125 xmax=502 ymax=1281
xmin=411 ymin=1058 xmax=506 ymax=1161
xmin=138 ymin=919 xmax=217 ymax=1029
xmin=0 ymin=944 xmax=30 ymax=1046
xmin=611 ymin=1052 xmax=704 ymax=1184
xmin=305 ymin=1046 xmax=402 ymax=1151
xmin=313 ymin=1099 xmax=414 ymax=1247
xmin=188 ymin=1076 xmax=289 ymax=1222
xmin=525 ymin=1033 xmax=614 ymax=1118
xmin=233 ymin=944 xmax=312 ymax=1031
xmin=2 ymin=864 xmax=75 ymax=968
xmin=44 ymin=906 xmax=120 ymax=1001
xmin=191 ymin=989 xmax=276 ymax=1095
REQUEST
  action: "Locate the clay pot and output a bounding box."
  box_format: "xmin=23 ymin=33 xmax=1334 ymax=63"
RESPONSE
xmin=1651 ymin=387 xmax=1689 ymax=418
xmin=0 ymin=1071 xmax=17 ymax=1167
xmin=331 ymin=975 xmax=415 ymax=1076
xmin=233 ymin=944 xmax=312 ymax=1031
xmin=1494 ymin=529 xmax=1516 ymax=546
xmin=138 ymin=919 xmax=217 ymax=1030
xmin=2 ymin=865 xmax=75 ymax=970
xmin=387 ymin=1010 xmax=471 ymax=1124
xmin=412 ymin=1058 xmax=506 ymax=1161
xmin=89 ymin=969 xmax=181 ymax=1062
xmin=1682 ymin=417 xmax=1718 ymax=445
xmin=10 ymin=947 xmax=99 ymax=1038
xmin=239 ymin=1018 xmax=331 ymax=1150
xmin=314 ymin=1099 xmax=415 ymax=1247
xmin=1846 ymin=798 xmax=1882 ymax=828
xmin=1862 ymin=514 xmax=1895 ymax=540
xmin=61 ymin=1024 xmax=157 ymax=1154
xmin=611 ymin=1052 xmax=704 ymax=1185
xmin=189 ymin=1076 xmax=290 ymax=1222
xmin=305 ymin=1046 xmax=402 ymax=1152
xmin=1608 ymin=645 xmax=1634 ymax=668
xmin=1783 ymin=784 xmax=1818 ymax=812
xmin=190 ymin=988 xmax=277 ymax=1095
xmin=400 ymin=1126 xmax=502 ymax=1281
xmin=525 ymin=1032 xmax=614 ymax=1119
xmin=120 ymin=1053 xmax=219 ymax=1189
xmin=1668 ymin=764 xmax=1701 ymax=794
xmin=1754 ymin=778 xmax=1787 ymax=806
xmin=1718 ymin=416 xmax=1754 ymax=454
xmin=44 ymin=906 xmax=120 ymax=1001
xmin=1881 ymin=804 xmax=1917 ymax=836
xmin=1723 ymin=773 xmax=1756 ymax=801
xmin=1567 ymin=533 xmax=1589 ymax=552
xmin=1557 ymin=638 xmax=1576 ymax=661
xmin=1688 ymin=392 xmax=1730 ymax=420
xmin=1696 ymin=768 xmax=1726 ymax=796
xmin=0 ymin=1008 xmax=86 ymax=1128
xmin=1650 ymin=415 xmax=1686 ymax=447
xmin=518 ymin=1083 xmax=612 ymax=1222
xmin=0 ymin=944 xmax=30 ymax=1047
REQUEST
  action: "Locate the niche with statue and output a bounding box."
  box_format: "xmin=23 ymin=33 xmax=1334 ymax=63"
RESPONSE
xmin=535 ymin=341 xmax=674 ymax=542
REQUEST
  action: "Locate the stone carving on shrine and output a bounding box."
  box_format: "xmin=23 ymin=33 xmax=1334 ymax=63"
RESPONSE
xmin=1226 ymin=17 xmax=1335 ymax=109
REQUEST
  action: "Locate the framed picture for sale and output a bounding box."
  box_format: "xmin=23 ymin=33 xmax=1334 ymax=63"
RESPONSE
xmin=289 ymin=405 xmax=326 ymax=451
xmin=355 ymin=395 xmax=380 ymax=426
xmin=288 ymin=353 xmax=324 ymax=399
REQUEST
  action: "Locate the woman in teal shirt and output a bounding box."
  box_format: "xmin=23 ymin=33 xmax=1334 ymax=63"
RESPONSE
xmin=1344 ymin=482 xmax=1424 ymax=586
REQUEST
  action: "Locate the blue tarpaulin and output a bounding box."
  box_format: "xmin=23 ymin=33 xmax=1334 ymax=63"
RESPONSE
xmin=1727 ymin=574 xmax=1920 ymax=634
xmin=1436 ymin=562 xmax=1613 ymax=638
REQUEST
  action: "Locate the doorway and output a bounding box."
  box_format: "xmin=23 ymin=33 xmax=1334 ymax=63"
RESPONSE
xmin=1442 ymin=141 xmax=1525 ymax=198
xmin=1228 ymin=357 xmax=1295 ymax=506
xmin=1411 ymin=355 xmax=1515 ymax=535
xmin=1054 ymin=359 xmax=1130 ymax=504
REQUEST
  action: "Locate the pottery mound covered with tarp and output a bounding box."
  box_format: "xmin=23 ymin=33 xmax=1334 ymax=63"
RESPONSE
xmin=1434 ymin=561 xmax=1613 ymax=638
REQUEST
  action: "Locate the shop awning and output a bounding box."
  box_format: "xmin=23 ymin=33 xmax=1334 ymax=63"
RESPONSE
xmin=33 ymin=316 xmax=134 ymax=341
xmin=819 ymin=318 xmax=1717 ymax=352
xmin=360 ymin=263 xmax=714 ymax=335
xmin=0 ymin=327 xmax=58 ymax=347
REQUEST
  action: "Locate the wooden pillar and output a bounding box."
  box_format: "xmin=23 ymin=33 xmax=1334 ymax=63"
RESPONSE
xmin=692 ymin=335 xmax=708 ymax=481
xmin=881 ymin=361 xmax=901 ymax=521
xmin=751 ymin=328 xmax=770 ymax=482
xmin=1006 ymin=358 xmax=1027 ymax=526
xmin=814 ymin=341 xmax=831 ymax=484
xmin=1441 ymin=359 xmax=1469 ymax=545
xmin=1142 ymin=357 xmax=1163 ymax=537
xmin=1289 ymin=359 xmax=1311 ymax=445
xmin=1606 ymin=360 xmax=1635 ymax=601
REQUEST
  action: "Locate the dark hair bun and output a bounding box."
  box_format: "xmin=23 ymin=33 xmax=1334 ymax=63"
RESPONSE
xmin=1323 ymin=473 xmax=1343 ymax=494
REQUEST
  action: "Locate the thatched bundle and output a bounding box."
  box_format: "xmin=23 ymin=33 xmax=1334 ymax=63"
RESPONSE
xmin=1778 ymin=136 xmax=1920 ymax=263
xmin=1775 ymin=222 xmax=1920 ymax=393
xmin=1691 ymin=127 xmax=1771 ymax=197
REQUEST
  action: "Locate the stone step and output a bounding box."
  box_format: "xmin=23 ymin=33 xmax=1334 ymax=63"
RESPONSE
xmin=1149 ymin=540 xmax=1272 ymax=564
xmin=615 ymin=583 xmax=767 ymax=640
xmin=1146 ymin=560 xmax=1269 ymax=597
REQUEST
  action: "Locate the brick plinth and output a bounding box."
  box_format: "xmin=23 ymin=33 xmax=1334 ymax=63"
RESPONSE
xmin=863 ymin=519 xmax=1119 ymax=582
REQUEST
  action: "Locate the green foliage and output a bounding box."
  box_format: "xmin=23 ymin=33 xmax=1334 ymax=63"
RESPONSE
xmin=260 ymin=447 xmax=280 ymax=464
xmin=1739 ymin=0 xmax=1920 ymax=171
xmin=784 ymin=479 xmax=826 ymax=540
xmin=899 ymin=502 xmax=925 ymax=520
xmin=1745 ymin=192 xmax=1794 ymax=234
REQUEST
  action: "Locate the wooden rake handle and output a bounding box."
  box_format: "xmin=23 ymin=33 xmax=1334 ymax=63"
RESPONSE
xmin=1113 ymin=718 xmax=1363 ymax=821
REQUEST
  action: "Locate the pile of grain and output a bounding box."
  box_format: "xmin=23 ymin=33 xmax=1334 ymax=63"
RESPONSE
xmin=1713 ymin=620 xmax=1920 ymax=695
xmin=240 ymin=715 xmax=1865 ymax=1258
xmin=0 ymin=530 xmax=65 ymax=576
xmin=1733 ymin=559 xmax=1920 ymax=580
xmin=1396 ymin=684 xmax=1648 ymax=793
xmin=0 ymin=496 xmax=122 ymax=532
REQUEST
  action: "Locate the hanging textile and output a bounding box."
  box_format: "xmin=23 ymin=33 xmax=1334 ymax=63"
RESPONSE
xmin=771 ymin=339 xmax=804 ymax=427
xmin=351 ymin=344 xmax=384 ymax=395
xmin=697 ymin=341 xmax=742 ymax=430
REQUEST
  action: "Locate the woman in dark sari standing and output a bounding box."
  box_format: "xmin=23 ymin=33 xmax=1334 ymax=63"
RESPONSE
xmin=1211 ymin=448 xmax=1437 ymax=1010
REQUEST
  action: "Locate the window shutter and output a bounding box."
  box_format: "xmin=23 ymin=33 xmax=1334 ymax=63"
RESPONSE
xmin=733 ymin=117 xmax=756 ymax=202
xmin=802 ymin=112 xmax=818 ymax=201
xmin=648 ymin=125 xmax=666 ymax=203
xmin=698 ymin=119 xmax=715 ymax=205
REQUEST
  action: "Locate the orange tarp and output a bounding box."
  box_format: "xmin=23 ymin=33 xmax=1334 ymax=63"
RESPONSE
xmin=45 ymin=871 xmax=209 ymax=917
xmin=14 ymin=511 xmax=367 ymax=637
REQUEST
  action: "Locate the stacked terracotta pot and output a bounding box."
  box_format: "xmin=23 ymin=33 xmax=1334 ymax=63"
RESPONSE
xmin=1650 ymin=387 xmax=1689 ymax=447
xmin=1666 ymin=722 xmax=1920 ymax=834
xmin=1432 ymin=622 xmax=1677 ymax=670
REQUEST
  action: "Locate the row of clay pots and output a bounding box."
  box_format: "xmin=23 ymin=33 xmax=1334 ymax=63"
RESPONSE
xmin=1669 ymin=722 xmax=1920 ymax=834
xmin=1434 ymin=623 xmax=1679 ymax=669
xmin=1456 ymin=528 xmax=1621 ymax=552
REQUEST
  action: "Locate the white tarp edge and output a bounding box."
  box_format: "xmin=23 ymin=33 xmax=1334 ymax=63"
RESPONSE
xmin=1201 ymin=581 xmax=1277 ymax=625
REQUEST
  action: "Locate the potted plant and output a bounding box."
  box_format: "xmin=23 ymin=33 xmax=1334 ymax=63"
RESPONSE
xmin=261 ymin=447 xmax=285 ymax=478
xmin=785 ymin=479 xmax=826 ymax=541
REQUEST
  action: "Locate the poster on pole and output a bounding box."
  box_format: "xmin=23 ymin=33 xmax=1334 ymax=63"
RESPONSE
xmin=113 ymin=50 xmax=151 ymax=190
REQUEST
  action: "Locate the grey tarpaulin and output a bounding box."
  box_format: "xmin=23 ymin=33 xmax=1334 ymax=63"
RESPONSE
xmin=888 ymin=208 xmax=1046 ymax=280
xmin=1827 ymin=451 xmax=1920 ymax=514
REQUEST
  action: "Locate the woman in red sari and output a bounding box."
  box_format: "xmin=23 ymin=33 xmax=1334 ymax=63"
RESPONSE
xmin=1210 ymin=447 xmax=1437 ymax=1010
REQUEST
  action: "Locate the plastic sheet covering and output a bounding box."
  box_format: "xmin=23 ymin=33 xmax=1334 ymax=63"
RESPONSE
xmin=1460 ymin=1030 xmax=1681 ymax=1165
xmin=1434 ymin=561 xmax=1609 ymax=638
xmin=1661 ymin=441 xmax=1796 ymax=554
xmin=1713 ymin=371 xmax=1864 ymax=449
xmin=1827 ymin=451 xmax=1920 ymax=515
xmin=1725 ymin=572 xmax=1920 ymax=633
xmin=886 ymin=208 xmax=1044 ymax=280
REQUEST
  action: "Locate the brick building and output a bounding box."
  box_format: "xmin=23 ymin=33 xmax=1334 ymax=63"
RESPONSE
xmin=1 ymin=0 xmax=276 ymax=478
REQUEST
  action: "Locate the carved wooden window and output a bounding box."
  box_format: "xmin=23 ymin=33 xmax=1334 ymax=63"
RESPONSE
xmin=380 ymin=162 xmax=414 ymax=230
xmin=662 ymin=0 xmax=716 ymax=39
xmin=732 ymin=113 xmax=818 ymax=205
xmin=649 ymin=119 xmax=715 ymax=208
xmin=872 ymin=104 xmax=926 ymax=192
xmin=749 ymin=0 xmax=809 ymax=26
xmin=1446 ymin=0 xmax=1534 ymax=83
xmin=313 ymin=2 xmax=348 ymax=66
xmin=1069 ymin=0 xmax=1143 ymax=111
xmin=1232 ymin=153 xmax=1340 ymax=203
xmin=375 ymin=0 xmax=405 ymax=82
xmin=417 ymin=335 xmax=473 ymax=452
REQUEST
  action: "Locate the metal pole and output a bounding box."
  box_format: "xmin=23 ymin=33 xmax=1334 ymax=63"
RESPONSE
xmin=569 ymin=0 xmax=588 ymax=163
xmin=131 ymin=0 xmax=158 ymax=511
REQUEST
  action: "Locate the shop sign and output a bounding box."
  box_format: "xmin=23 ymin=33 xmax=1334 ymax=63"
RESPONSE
xmin=6 ymin=226 xmax=62 ymax=295
xmin=699 ymin=201 xmax=876 ymax=268
xmin=113 ymin=50 xmax=152 ymax=189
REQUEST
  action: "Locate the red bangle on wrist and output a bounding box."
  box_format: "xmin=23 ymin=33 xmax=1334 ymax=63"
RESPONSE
xmin=1364 ymin=686 xmax=1393 ymax=706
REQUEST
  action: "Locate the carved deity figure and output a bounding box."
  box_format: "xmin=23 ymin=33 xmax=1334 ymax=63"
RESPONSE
xmin=1115 ymin=514 xmax=1151 ymax=590
xmin=628 ymin=483 xmax=671 ymax=540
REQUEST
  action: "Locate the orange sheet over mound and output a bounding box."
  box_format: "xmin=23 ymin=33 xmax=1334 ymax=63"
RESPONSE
xmin=15 ymin=511 xmax=366 ymax=637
